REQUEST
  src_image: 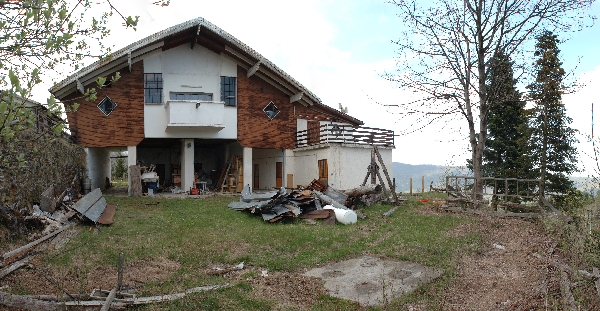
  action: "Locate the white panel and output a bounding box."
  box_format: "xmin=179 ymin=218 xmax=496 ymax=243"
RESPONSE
xmin=220 ymin=54 xmax=237 ymax=77
xmin=297 ymin=119 xmax=307 ymax=132
xmin=143 ymin=54 xmax=162 ymax=73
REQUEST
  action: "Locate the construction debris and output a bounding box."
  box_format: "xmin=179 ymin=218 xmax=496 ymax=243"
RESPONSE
xmin=228 ymin=179 xmax=386 ymax=224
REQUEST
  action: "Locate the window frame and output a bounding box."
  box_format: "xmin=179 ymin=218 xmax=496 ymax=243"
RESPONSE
xmin=144 ymin=73 xmax=163 ymax=104
xmin=169 ymin=92 xmax=214 ymax=101
xmin=220 ymin=76 xmax=237 ymax=106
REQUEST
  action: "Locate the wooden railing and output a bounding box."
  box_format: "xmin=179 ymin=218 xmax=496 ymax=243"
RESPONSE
xmin=296 ymin=124 xmax=394 ymax=148
xmin=445 ymin=176 xmax=541 ymax=203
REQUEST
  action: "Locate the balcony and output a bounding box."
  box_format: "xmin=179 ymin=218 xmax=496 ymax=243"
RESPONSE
xmin=296 ymin=124 xmax=395 ymax=148
xmin=165 ymin=101 xmax=224 ymax=130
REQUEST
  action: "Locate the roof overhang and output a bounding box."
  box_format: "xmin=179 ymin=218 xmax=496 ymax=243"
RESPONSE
xmin=50 ymin=17 xmax=363 ymax=126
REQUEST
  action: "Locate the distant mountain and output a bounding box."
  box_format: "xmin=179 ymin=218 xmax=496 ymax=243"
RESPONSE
xmin=391 ymin=162 xmax=467 ymax=192
xmin=390 ymin=162 xmax=596 ymax=193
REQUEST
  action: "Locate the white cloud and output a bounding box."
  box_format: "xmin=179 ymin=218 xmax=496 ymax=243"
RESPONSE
xmin=563 ymin=65 xmax=600 ymax=176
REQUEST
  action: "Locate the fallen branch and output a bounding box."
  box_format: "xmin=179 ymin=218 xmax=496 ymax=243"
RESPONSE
xmin=100 ymin=288 xmax=117 ymax=311
xmin=560 ymin=270 xmax=577 ymax=311
xmin=3 ymin=225 xmax=71 ymax=264
xmin=0 ymin=291 xmax=62 ymax=311
xmin=445 ymin=206 xmax=538 ymax=219
xmin=0 ymin=284 xmax=230 ymax=310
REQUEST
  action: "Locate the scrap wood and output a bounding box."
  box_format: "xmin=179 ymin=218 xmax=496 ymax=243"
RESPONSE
xmin=97 ymin=204 xmax=117 ymax=225
xmin=313 ymin=190 xmax=349 ymax=210
xmin=383 ymin=206 xmax=399 ymax=218
xmin=300 ymin=209 xmax=336 ymax=225
xmin=0 ymin=256 xmax=31 ymax=279
xmin=2 ymin=225 xmax=71 ymax=264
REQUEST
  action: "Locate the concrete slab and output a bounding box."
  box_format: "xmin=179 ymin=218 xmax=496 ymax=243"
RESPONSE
xmin=303 ymin=256 xmax=442 ymax=306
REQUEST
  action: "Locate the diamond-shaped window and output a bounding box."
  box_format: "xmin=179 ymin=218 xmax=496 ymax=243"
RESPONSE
xmin=263 ymin=101 xmax=279 ymax=120
xmin=97 ymin=96 xmax=117 ymax=116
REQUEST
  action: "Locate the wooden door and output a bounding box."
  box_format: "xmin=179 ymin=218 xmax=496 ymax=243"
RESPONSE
xmin=318 ymin=159 xmax=328 ymax=186
xmin=253 ymin=164 xmax=259 ymax=189
xmin=307 ymin=121 xmax=320 ymax=145
xmin=275 ymin=162 xmax=282 ymax=188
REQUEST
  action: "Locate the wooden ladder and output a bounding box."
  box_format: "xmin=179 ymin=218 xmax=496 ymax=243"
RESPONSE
xmin=214 ymin=156 xmax=232 ymax=191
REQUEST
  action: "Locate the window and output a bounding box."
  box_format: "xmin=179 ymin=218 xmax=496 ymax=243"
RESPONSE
xmin=144 ymin=73 xmax=163 ymax=103
xmin=97 ymin=96 xmax=117 ymax=116
xmin=220 ymin=76 xmax=236 ymax=106
xmin=318 ymin=159 xmax=328 ymax=186
xmin=169 ymin=92 xmax=213 ymax=101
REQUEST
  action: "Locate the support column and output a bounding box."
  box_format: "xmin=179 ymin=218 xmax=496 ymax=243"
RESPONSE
xmin=243 ymin=147 xmax=252 ymax=193
xmin=282 ymin=149 xmax=294 ymax=189
xmin=181 ymin=139 xmax=195 ymax=192
xmin=86 ymin=148 xmax=111 ymax=190
xmin=127 ymin=146 xmax=137 ymax=196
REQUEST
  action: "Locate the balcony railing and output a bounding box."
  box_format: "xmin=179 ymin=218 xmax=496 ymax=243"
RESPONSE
xmin=296 ymin=124 xmax=394 ymax=148
xmin=165 ymin=100 xmax=224 ymax=129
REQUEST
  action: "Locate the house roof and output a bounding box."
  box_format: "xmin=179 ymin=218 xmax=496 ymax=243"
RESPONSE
xmin=50 ymin=17 xmax=363 ymax=126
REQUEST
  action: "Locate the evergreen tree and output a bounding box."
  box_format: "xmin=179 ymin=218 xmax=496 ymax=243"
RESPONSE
xmin=527 ymin=30 xmax=578 ymax=195
xmin=483 ymin=52 xmax=532 ymax=194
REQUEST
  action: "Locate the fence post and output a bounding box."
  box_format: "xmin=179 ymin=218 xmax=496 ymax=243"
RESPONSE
xmin=410 ymin=178 xmax=413 ymax=196
xmin=422 ymin=176 xmax=425 ymax=194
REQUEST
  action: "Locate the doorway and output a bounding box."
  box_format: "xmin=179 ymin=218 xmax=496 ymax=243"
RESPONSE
xmin=253 ymin=164 xmax=259 ymax=189
xmin=276 ymin=162 xmax=282 ymax=188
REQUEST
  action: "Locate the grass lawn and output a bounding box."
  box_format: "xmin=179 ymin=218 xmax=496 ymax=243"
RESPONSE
xmin=42 ymin=193 xmax=480 ymax=310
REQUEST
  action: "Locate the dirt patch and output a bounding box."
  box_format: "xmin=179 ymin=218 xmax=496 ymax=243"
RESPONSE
xmin=440 ymin=214 xmax=549 ymax=310
xmin=225 ymin=268 xmax=329 ymax=310
xmin=1 ymin=256 xmax=180 ymax=295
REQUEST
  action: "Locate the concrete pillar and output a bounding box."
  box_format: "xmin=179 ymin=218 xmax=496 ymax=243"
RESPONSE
xmin=283 ymin=149 xmax=294 ymax=189
xmin=86 ymin=147 xmax=111 ymax=190
xmin=243 ymin=147 xmax=252 ymax=193
xmin=181 ymin=139 xmax=195 ymax=192
xmin=127 ymin=146 xmax=137 ymax=196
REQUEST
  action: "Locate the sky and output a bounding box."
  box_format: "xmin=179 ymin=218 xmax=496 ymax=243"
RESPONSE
xmin=31 ymin=0 xmax=600 ymax=175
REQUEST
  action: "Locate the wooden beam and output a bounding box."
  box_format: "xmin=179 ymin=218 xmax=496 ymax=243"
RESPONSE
xmin=76 ymin=78 xmax=84 ymax=95
xmin=191 ymin=25 xmax=200 ymax=49
xmin=127 ymin=50 xmax=132 ymax=72
xmin=290 ymin=92 xmax=303 ymax=103
xmin=247 ymin=60 xmax=261 ymax=78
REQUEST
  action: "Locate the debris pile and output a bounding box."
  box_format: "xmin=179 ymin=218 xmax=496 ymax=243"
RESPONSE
xmin=1 ymin=185 xmax=116 ymax=281
xmin=228 ymin=179 xmax=383 ymax=224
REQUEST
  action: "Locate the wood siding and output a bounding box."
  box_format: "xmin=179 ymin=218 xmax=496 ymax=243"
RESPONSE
xmin=236 ymin=66 xmax=340 ymax=149
xmin=63 ymin=62 xmax=145 ymax=148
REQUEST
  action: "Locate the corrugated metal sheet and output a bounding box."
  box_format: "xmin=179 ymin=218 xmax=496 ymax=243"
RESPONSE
xmin=72 ymin=188 xmax=107 ymax=223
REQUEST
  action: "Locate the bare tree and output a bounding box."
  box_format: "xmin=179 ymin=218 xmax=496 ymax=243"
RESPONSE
xmin=387 ymin=0 xmax=593 ymax=192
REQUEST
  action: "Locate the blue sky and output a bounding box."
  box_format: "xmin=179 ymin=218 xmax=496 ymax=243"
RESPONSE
xmin=34 ymin=0 xmax=600 ymax=174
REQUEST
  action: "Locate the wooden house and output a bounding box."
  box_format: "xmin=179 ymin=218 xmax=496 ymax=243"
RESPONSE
xmin=50 ymin=17 xmax=395 ymax=193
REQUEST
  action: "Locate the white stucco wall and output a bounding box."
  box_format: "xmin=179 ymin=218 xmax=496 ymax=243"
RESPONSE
xmin=142 ymin=45 xmax=237 ymax=139
xmin=293 ymin=146 xmax=330 ymax=188
xmin=292 ymin=144 xmax=394 ymax=191
xmin=252 ymin=149 xmax=285 ymax=190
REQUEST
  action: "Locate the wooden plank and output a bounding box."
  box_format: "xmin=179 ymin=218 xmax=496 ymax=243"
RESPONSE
xmin=373 ymin=146 xmax=399 ymax=204
xmin=0 ymin=257 xmax=30 ymax=279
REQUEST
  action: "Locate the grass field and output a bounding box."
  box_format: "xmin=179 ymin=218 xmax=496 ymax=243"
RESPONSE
xmin=40 ymin=193 xmax=481 ymax=310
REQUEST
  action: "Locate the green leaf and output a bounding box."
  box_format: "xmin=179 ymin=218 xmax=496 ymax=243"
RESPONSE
xmin=8 ymin=70 xmax=20 ymax=88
